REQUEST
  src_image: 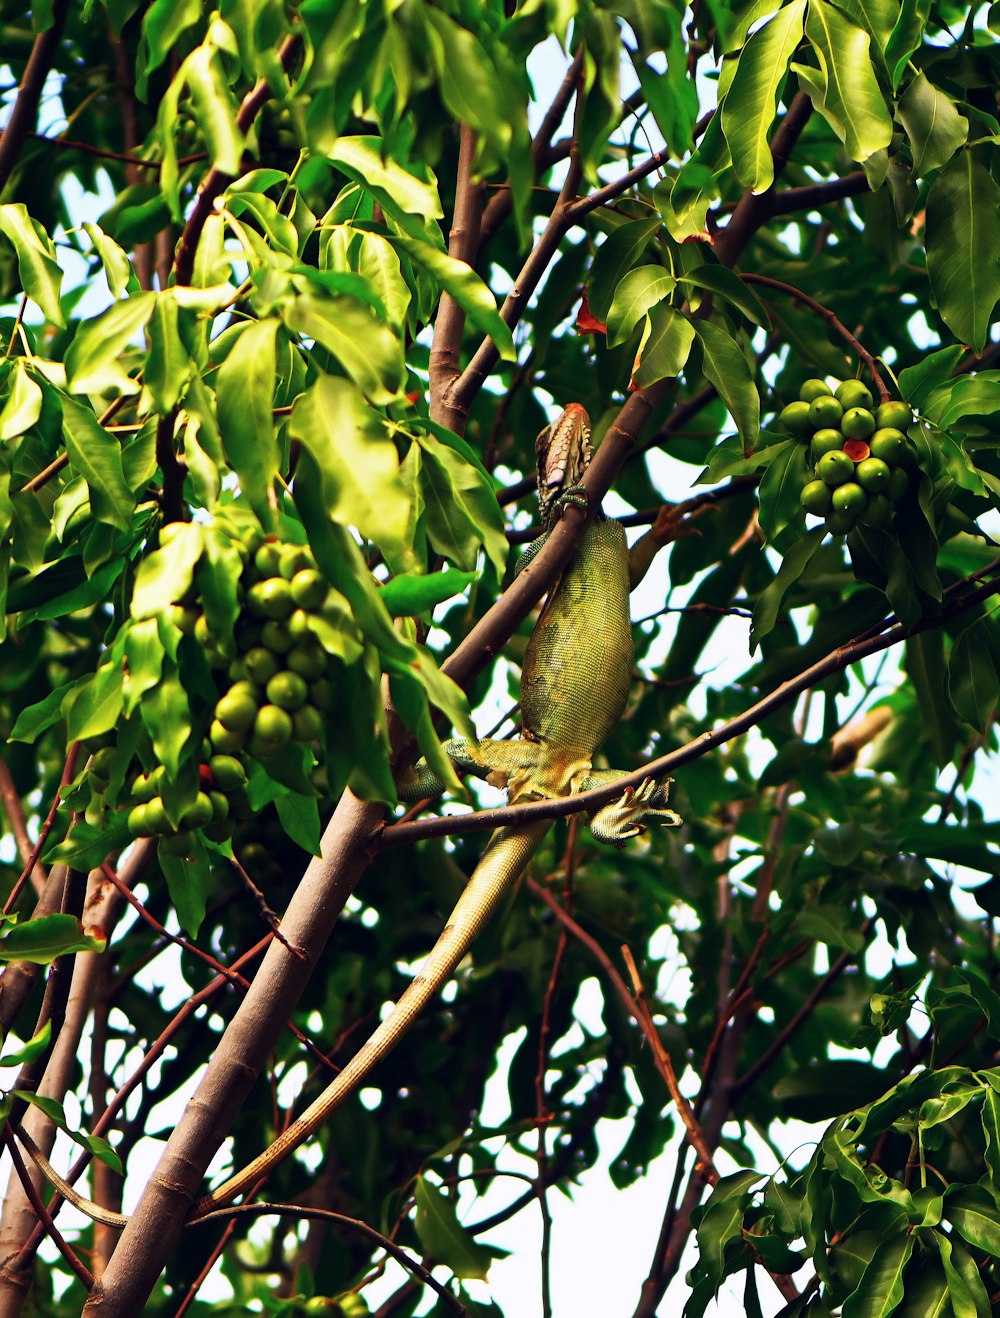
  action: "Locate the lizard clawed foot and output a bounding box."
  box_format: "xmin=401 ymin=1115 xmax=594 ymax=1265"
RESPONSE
xmin=589 ymin=778 xmax=682 ymax=848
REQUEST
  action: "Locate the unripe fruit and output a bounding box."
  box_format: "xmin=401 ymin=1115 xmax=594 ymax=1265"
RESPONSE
xmin=825 ymin=511 xmax=854 ymax=537
xmin=280 ymin=546 xmax=314 ymax=580
xmin=248 ymin=578 xmax=295 ymax=620
xmin=204 ymin=819 xmax=234 ymax=843
xmin=131 ymin=772 xmax=156 ymax=803
xmin=875 ymin=400 xmax=912 ymax=431
xmin=887 ymin=467 xmax=909 ymax=502
xmin=90 ymin=747 xmax=116 ymax=778
xmin=288 ymin=608 xmax=312 ymax=640
xmin=800 ymin=378 xmax=833 ymax=402
xmin=861 ymin=494 xmax=892 ymax=528
xmin=291 ymin=704 xmax=324 ymax=743
xmin=180 ymin=792 xmax=214 ymax=829
xmin=159 ymin=830 xmax=195 ymax=857
xmin=869 ymin=427 xmax=907 ymax=464
xmin=144 ymin=797 xmax=171 ymax=834
xmin=215 ymin=683 xmax=260 ymax=733
xmin=835 ymin=380 xmax=873 ymax=411
xmin=244 ymin=646 xmax=280 ymax=685
xmin=254 ymin=542 xmax=282 ymax=578
xmin=289 ymin=572 xmax=328 ymax=611
xmin=855 ymin=457 xmax=891 ymax=493
xmin=287 ymin=644 xmax=328 ymax=681
xmin=266 ymin=671 xmax=309 ymax=711
xmin=260 ymin=620 xmax=294 ymax=654
xmin=208 ymin=791 xmax=230 ymax=821
xmin=778 ymin=401 xmax=812 ymax=436
xmin=127 ymin=803 xmax=155 ymax=837
xmin=309 ymin=677 xmax=334 ymax=711
xmin=808 ymin=395 xmax=844 ymax=429
xmin=811 ymin=429 xmax=845 ymax=459
xmin=228 ymin=657 xmax=251 ymax=683
xmin=832 ymin=482 xmax=868 ymax=516
xmin=208 ymin=755 xmax=247 ymax=791
xmin=841 ymin=407 xmax=876 ymax=440
xmin=816 ymin=450 xmax=854 ymax=486
xmin=210 ymin=719 xmax=246 ymax=753
xmin=800 ymin=480 xmax=833 ymax=515
xmin=253 ymin=704 xmax=294 ymax=745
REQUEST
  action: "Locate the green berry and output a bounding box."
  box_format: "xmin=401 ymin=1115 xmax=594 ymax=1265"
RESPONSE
xmin=832 ymin=482 xmax=868 ymax=516
xmin=777 ymin=401 xmax=812 ymax=437
xmin=215 ymin=683 xmax=260 ymax=733
xmin=835 ymin=380 xmax=873 ymax=411
xmin=816 ymin=450 xmax=854 ymax=486
xmin=280 ymin=546 xmax=315 ymax=580
xmin=260 ymin=620 xmax=294 ymax=654
xmin=841 ymin=407 xmax=876 ymax=441
xmin=253 ymin=704 xmax=294 ymax=746
xmin=210 ymin=719 xmax=246 ymax=753
xmin=244 ymin=646 xmax=280 ymax=685
xmin=207 ymin=754 xmax=247 ymax=791
xmin=127 ymin=803 xmax=154 ymax=837
xmin=855 ymin=457 xmax=891 ymax=493
xmin=808 ymin=395 xmax=844 ymax=430
xmin=266 ymin=671 xmax=309 ymax=711
xmin=800 ymin=480 xmax=833 ymax=516
xmin=869 ymin=427 xmax=908 ymax=465
xmin=291 ymin=704 xmax=324 ymax=742
xmin=799 ymin=378 xmax=833 ymax=403
xmin=254 ymin=542 xmax=282 ymax=578
xmin=887 ymin=467 xmax=910 ymax=502
xmin=811 ymin=428 xmax=846 ymax=460
xmin=875 ymin=400 xmax=912 ymax=431
xmin=287 ymin=644 xmax=328 ymax=681
xmin=180 ymin=792 xmax=214 ymax=829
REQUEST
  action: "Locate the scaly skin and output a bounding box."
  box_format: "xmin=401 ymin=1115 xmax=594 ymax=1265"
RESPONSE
xmin=19 ymin=405 xmax=680 ymax=1228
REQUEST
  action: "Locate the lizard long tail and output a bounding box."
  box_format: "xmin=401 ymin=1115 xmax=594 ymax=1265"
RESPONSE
xmin=190 ymin=818 xmax=552 ymax=1219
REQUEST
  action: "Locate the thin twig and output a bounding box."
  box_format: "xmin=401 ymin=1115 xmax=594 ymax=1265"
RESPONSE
xmin=3 ymin=743 xmax=80 ymax=915
xmin=3 ymin=1125 xmax=94 ymax=1290
xmin=0 ymin=757 xmax=47 ymax=895
xmin=188 ymin=1203 xmax=468 ymax=1315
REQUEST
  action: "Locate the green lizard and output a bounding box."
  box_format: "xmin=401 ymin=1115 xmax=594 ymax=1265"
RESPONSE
xmin=18 ymin=404 xmax=681 ymax=1227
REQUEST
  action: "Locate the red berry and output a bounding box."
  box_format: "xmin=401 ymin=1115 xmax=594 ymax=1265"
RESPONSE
xmin=842 ymin=439 xmax=870 ymax=462
xmin=199 ymin=763 xmax=214 ymax=789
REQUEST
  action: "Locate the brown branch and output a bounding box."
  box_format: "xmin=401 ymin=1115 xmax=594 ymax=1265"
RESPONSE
xmin=429 ymin=124 xmax=486 ymax=430
xmin=2 ymin=1127 xmax=93 ymax=1291
xmin=188 ymin=1204 xmax=468 ymax=1315
xmin=739 ymin=272 xmax=891 ymax=403
xmin=0 ymin=757 xmax=46 ymax=896
xmin=383 ymin=570 xmax=1000 ymax=849
xmin=0 ymin=0 xmax=71 ymax=192
xmin=526 ymin=877 xmax=717 ymax=1181
xmin=768 ymin=170 xmax=869 ymax=217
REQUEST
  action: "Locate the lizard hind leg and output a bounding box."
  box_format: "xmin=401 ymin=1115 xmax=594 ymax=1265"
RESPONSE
xmin=587 ymin=776 xmax=682 ymax=848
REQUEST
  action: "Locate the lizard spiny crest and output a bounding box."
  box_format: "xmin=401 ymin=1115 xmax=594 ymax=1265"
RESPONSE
xmin=535 ymin=402 xmax=592 ymax=525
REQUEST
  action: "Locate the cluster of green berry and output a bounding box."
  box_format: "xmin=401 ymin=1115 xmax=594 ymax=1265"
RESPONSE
xmin=777 ymin=379 xmax=915 ymax=537
xmin=126 ymin=754 xmax=250 ymax=851
xmin=203 ymin=540 xmax=336 ymax=759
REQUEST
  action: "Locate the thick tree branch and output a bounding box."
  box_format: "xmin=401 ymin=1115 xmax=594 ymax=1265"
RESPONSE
xmin=0 ymin=0 xmax=71 ymax=193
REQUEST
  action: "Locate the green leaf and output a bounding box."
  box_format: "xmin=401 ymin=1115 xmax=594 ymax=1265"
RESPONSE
xmin=9 ymin=680 xmax=75 ymax=742
xmin=216 ymin=319 xmax=279 ymax=531
xmin=587 ymin=218 xmax=662 ymax=321
xmin=423 ymin=9 xmax=513 ymax=156
xmin=0 ymin=362 xmax=43 ymax=441
xmin=64 ymin=293 xmax=155 ymax=397
xmin=184 ymin=44 xmax=245 ymax=176
xmin=750 ymin=528 xmax=825 ymax=648
xmin=159 ymin=848 xmax=210 ymax=936
xmin=898 ymin=346 xmax=965 ymax=410
xmin=81 ymin=223 xmax=136 ymax=299
xmin=606 ymin=266 xmax=676 ymax=347
xmin=984 ymin=1086 xmax=1000 ymax=1206
xmin=143 ymin=673 xmax=192 ymax=776
xmin=0 ymin=1020 xmax=51 ymax=1067
xmin=60 ymin=397 xmax=134 ymax=531
xmin=896 ymin=822 xmax=999 ymax=873
xmin=0 ymin=204 xmax=65 ymax=326
xmin=905 ymin=632 xmax=958 ymax=767
xmin=926 ymin=149 xmax=1000 ymax=354
xmin=657 ymin=112 xmax=731 ymax=241
xmin=758 ymin=441 xmax=808 ymax=546
xmin=379 ymin=569 xmax=476 ymax=617
xmin=132 ymin=524 xmax=205 ymax=620
xmin=413 ymin=1175 xmax=494 ymax=1280
xmin=935 ymin=1232 xmax=990 ymax=1318
xmin=388 ymin=234 xmax=515 ymax=361
xmin=63 ymin=662 xmax=125 ymax=743
xmin=142 ymin=295 xmax=192 ymax=414
xmin=944 ymin=1187 xmax=1000 ymax=1257
xmin=413 ymin=432 xmax=505 ymax=576
xmin=692 ymin=320 xmax=760 ymax=450
xmin=948 ymin=617 xmax=1000 ymax=733
xmin=721 ymin=1 xmax=807 ymax=193
xmin=679 ymin=265 xmax=768 ymax=327
xmin=273 ymin=793 xmax=322 ymax=857
xmin=328 ymin=137 xmax=443 ymax=242
xmin=10 ymin=1088 xmax=123 ymax=1171
xmin=289 ymin=376 xmax=410 ymax=552
xmin=632 ymin=305 xmax=695 ymax=388
xmin=0 ymin=914 xmax=107 ymax=964
xmin=136 ymin=0 xmax=202 ymax=93
xmin=841 ymin=1233 xmax=913 ymax=1318
xmin=804 ymin=0 xmax=893 ymax=163
xmin=283 ymin=292 xmax=404 ymax=405
xmin=898 ymin=72 xmax=969 ymax=177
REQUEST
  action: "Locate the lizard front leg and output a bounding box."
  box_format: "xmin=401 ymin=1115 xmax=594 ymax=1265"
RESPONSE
xmin=583 ymin=772 xmax=682 ymax=846
xmin=398 ymin=738 xmax=542 ymax=801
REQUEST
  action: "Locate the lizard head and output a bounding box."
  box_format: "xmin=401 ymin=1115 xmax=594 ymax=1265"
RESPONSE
xmin=535 ymin=403 xmax=592 ymax=524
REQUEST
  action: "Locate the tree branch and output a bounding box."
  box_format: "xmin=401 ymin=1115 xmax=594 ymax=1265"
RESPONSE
xmin=0 ymin=0 xmax=71 ymax=192
xmin=0 ymin=757 xmax=47 ymax=896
